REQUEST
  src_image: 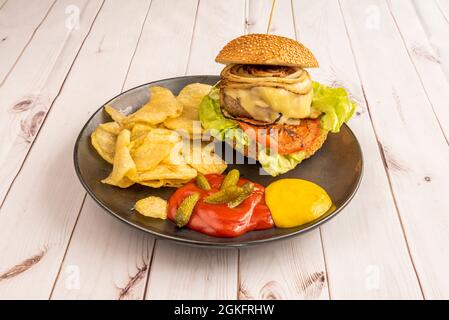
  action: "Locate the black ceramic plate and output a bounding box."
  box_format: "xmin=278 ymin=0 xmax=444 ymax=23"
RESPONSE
xmin=74 ymin=75 xmax=363 ymax=247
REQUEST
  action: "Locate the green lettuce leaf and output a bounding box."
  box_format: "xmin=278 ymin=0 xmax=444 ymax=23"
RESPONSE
xmin=258 ymin=150 xmax=307 ymax=176
xmin=312 ymin=81 xmax=356 ymax=133
xmin=199 ymin=87 xmax=238 ymax=139
xmin=223 ymin=127 xmax=249 ymax=150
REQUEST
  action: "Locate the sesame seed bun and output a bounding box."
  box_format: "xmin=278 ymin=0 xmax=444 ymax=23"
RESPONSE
xmin=215 ymin=34 xmax=319 ymax=68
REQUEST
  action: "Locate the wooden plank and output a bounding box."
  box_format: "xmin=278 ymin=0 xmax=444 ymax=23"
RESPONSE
xmin=148 ymin=241 xmax=238 ymax=300
xmin=186 ymin=0 xmax=245 ymax=75
xmin=240 ymin=235 xmax=328 ymax=300
xmin=51 ymin=198 xmax=153 ymax=300
xmin=238 ymin=0 xmax=329 ymax=300
xmin=412 ymin=0 xmax=449 ymax=80
xmin=246 ymin=0 xmax=295 ymax=36
xmin=388 ymin=0 xmax=449 ymax=142
xmin=145 ymin=0 xmax=246 ymax=300
xmin=292 ymin=0 xmax=423 ymax=299
xmin=437 ymin=0 xmax=449 ymax=21
xmin=52 ymin=0 xmax=198 ymax=300
xmin=0 ymin=0 xmax=103 ymax=206
xmin=0 ymin=0 xmax=107 ymax=300
xmin=0 ymin=0 xmax=8 ymax=10
xmin=339 ymin=0 xmax=449 ymax=299
xmin=0 ymin=0 xmax=55 ymax=84
xmin=48 ymin=0 xmax=154 ymax=300
xmin=124 ymin=0 xmax=199 ymax=90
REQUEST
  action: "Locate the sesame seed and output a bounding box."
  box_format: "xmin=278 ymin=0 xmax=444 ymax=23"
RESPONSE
xmin=215 ymin=33 xmax=318 ymax=68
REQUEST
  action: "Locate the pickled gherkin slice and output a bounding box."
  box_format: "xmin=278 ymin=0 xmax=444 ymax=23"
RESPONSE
xmin=228 ymin=182 xmax=255 ymax=208
xmin=175 ymin=192 xmax=200 ymax=227
xmin=204 ymin=185 xmax=243 ymax=204
xmin=196 ymin=173 xmax=211 ymax=190
xmin=220 ymin=169 xmax=240 ymax=190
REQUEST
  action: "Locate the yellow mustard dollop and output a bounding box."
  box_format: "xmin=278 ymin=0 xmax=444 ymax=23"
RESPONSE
xmin=265 ymin=179 xmax=332 ymax=228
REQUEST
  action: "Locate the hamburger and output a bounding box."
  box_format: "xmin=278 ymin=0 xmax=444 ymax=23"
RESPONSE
xmin=199 ymin=34 xmax=356 ymax=176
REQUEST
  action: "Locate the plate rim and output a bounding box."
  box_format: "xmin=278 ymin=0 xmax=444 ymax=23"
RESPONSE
xmin=73 ymin=75 xmax=364 ymax=248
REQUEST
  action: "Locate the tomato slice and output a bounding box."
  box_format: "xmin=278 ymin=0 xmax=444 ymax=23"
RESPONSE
xmin=238 ymin=119 xmax=322 ymax=155
xmin=238 ymin=122 xmax=278 ymax=150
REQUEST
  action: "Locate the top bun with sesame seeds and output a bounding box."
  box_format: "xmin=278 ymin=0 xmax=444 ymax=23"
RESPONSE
xmin=215 ymin=33 xmax=318 ymax=68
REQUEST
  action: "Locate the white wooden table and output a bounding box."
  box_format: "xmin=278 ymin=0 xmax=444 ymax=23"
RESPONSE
xmin=0 ymin=0 xmax=448 ymax=300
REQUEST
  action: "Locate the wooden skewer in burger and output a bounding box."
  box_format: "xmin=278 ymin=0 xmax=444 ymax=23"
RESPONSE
xmin=199 ymin=33 xmax=356 ymax=176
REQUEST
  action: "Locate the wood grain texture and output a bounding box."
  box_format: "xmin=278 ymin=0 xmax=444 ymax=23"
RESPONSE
xmin=0 ymin=0 xmax=156 ymax=300
xmin=0 ymin=0 xmax=8 ymax=10
xmin=49 ymin=0 xmax=154 ymax=300
xmin=239 ymin=0 xmax=329 ymax=300
xmin=145 ymin=0 xmax=245 ymax=300
xmin=124 ymin=0 xmax=199 ymax=90
xmin=389 ymin=0 xmax=449 ymax=142
xmin=187 ymin=0 xmax=245 ymax=74
xmin=246 ymin=0 xmax=295 ymax=36
xmin=292 ymin=0 xmax=423 ymax=299
xmin=340 ymin=0 xmax=449 ymax=299
xmin=240 ymin=235 xmax=328 ymax=300
xmin=51 ymin=198 xmax=153 ymax=299
xmin=147 ymin=242 xmax=237 ymax=299
xmin=0 ymin=0 xmax=103 ymax=205
xmin=412 ymin=0 xmax=449 ymax=81
xmin=52 ymin=0 xmax=199 ymax=301
xmin=0 ymin=0 xmax=56 ymax=84
xmin=437 ymin=0 xmax=449 ymax=21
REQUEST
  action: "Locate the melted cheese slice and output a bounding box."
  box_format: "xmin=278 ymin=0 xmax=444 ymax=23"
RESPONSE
xmin=224 ymin=87 xmax=315 ymax=122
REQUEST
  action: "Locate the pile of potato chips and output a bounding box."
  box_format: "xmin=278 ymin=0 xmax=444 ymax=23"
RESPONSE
xmin=91 ymin=83 xmax=227 ymax=188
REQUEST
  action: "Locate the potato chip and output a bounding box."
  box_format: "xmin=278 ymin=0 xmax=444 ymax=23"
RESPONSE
xmin=135 ymin=196 xmax=167 ymax=219
xmin=159 ymin=140 xmax=186 ymax=165
xmin=176 ymin=83 xmax=212 ymax=109
xmin=104 ymin=105 xmax=127 ymax=123
xmin=138 ymin=180 xmax=165 ymax=188
xmin=164 ymin=83 xmax=211 ymax=137
xmin=130 ymin=123 xmax=153 ymax=141
xmin=138 ymin=179 xmax=192 ymax=188
xmin=129 ymin=163 xmax=197 ymax=182
xmin=145 ymin=127 xmax=181 ymax=143
xmin=162 ymin=179 xmax=193 ymax=187
xmin=132 ymin=127 xmax=182 ymax=170
xmin=91 ymin=125 xmax=117 ymax=164
xmin=102 ymin=129 xmax=136 ymax=187
xmin=131 ymin=125 xmax=178 ymax=150
xmin=131 ymin=132 xmax=173 ymax=172
xmin=102 ymin=175 xmax=135 ymax=188
xmin=99 ymin=121 xmax=122 ymax=135
xmin=182 ymin=140 xmax=227 ymax=175
xmin=126 ymin=86 xmax=182 ymax=126
xmin=163 ymin=108 xmax=202 ymax=137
